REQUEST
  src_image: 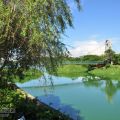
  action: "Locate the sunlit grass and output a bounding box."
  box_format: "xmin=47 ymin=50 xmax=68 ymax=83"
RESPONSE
xmin=89 ymin=65 xmax=120 ymax=80
xmin=56 ymin=65 xmax=88 ymax=78
xmin=56 ymin=64 xmax=120 ymax=80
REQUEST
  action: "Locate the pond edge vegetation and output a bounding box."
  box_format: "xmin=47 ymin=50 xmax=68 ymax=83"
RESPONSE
xmin=56 ymin=64 xmax=120 ymax=80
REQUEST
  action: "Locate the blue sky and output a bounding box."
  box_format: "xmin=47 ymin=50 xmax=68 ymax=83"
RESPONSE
xmin=63 ymin=0 xmax=120 ymax=57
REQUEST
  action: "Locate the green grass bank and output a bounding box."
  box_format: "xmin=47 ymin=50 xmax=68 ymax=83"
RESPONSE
xmin=89 ymin=65 xmax=120 ymax=80
xmin=56 ymin=64 xmax=120 ymax=80
xmin=56 ymin=65 xmax=88 ymax=78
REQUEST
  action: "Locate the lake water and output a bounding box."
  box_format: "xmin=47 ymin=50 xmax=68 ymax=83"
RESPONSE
xmin=16 ymin=75 xmax=120 ymax=120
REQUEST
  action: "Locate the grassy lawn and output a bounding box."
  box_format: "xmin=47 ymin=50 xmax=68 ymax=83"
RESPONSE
xmin=56 ymin=65 xmax=88 ymax=78
xmin=56 ymin=64 xmax=120 ymax=80
xmin=89 ymin=65 xmax=120 ymax=80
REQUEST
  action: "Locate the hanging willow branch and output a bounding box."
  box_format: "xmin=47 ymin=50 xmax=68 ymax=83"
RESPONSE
xmin=0 ymin=0 xmax=80 ymax=81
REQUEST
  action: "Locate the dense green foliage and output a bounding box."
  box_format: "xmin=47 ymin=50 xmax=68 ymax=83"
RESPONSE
xmin=103 ymin=48 xmax=120 ymax=64
xmin=0 ymin=1 xmax=80 ymax=119
xmin=79 ymin=55 xmax=104 ymax=61
xmin=0 ymin=88 xmax=70 ymax=120
xmin=112 ymin=53 xmax=120 ymax=64
xmin=65 ymin=55 xmax=104 ymax=62
xmin=0 ymin=0 xmax=80 ymax=84
xmin=104 ymin=49 xmax=115 ymax=62
xmin=65 ymin=53 xmax=120 ymax=65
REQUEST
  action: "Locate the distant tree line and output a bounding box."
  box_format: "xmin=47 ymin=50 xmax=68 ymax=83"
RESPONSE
xmin=65 ymin=52 xmax=120 ymax=65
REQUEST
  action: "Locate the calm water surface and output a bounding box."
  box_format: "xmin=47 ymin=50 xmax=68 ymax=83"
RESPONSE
xmin=16 ymin=75 xmax=120 ymax=120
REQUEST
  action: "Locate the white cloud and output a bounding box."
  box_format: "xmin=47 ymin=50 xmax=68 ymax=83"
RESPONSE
xmin=69 ymin=40 xmax=105 ymax=57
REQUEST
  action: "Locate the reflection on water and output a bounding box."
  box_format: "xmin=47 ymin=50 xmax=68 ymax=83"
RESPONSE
xmin=16 ymin=74 xmax=83 ymax=87
xmin=17 ymin=75 xmax=120 ymax=103
xmin=38 ymin=95 xmax=83 ymax=120
xmin=17 ymin=74 xmax=120 ymax=120
xmin=82 ymin=76 xmax=120 ymax=103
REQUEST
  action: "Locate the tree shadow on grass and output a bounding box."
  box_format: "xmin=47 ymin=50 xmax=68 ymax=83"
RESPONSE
xmin=38 ymin=94 xmax=84 ymax=120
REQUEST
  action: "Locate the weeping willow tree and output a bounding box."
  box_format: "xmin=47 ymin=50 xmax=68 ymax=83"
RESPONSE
xmin=0 ymin=1 xmax=81 ymax=116
xmin=0 ymin=0 xmax=80 ymax=85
